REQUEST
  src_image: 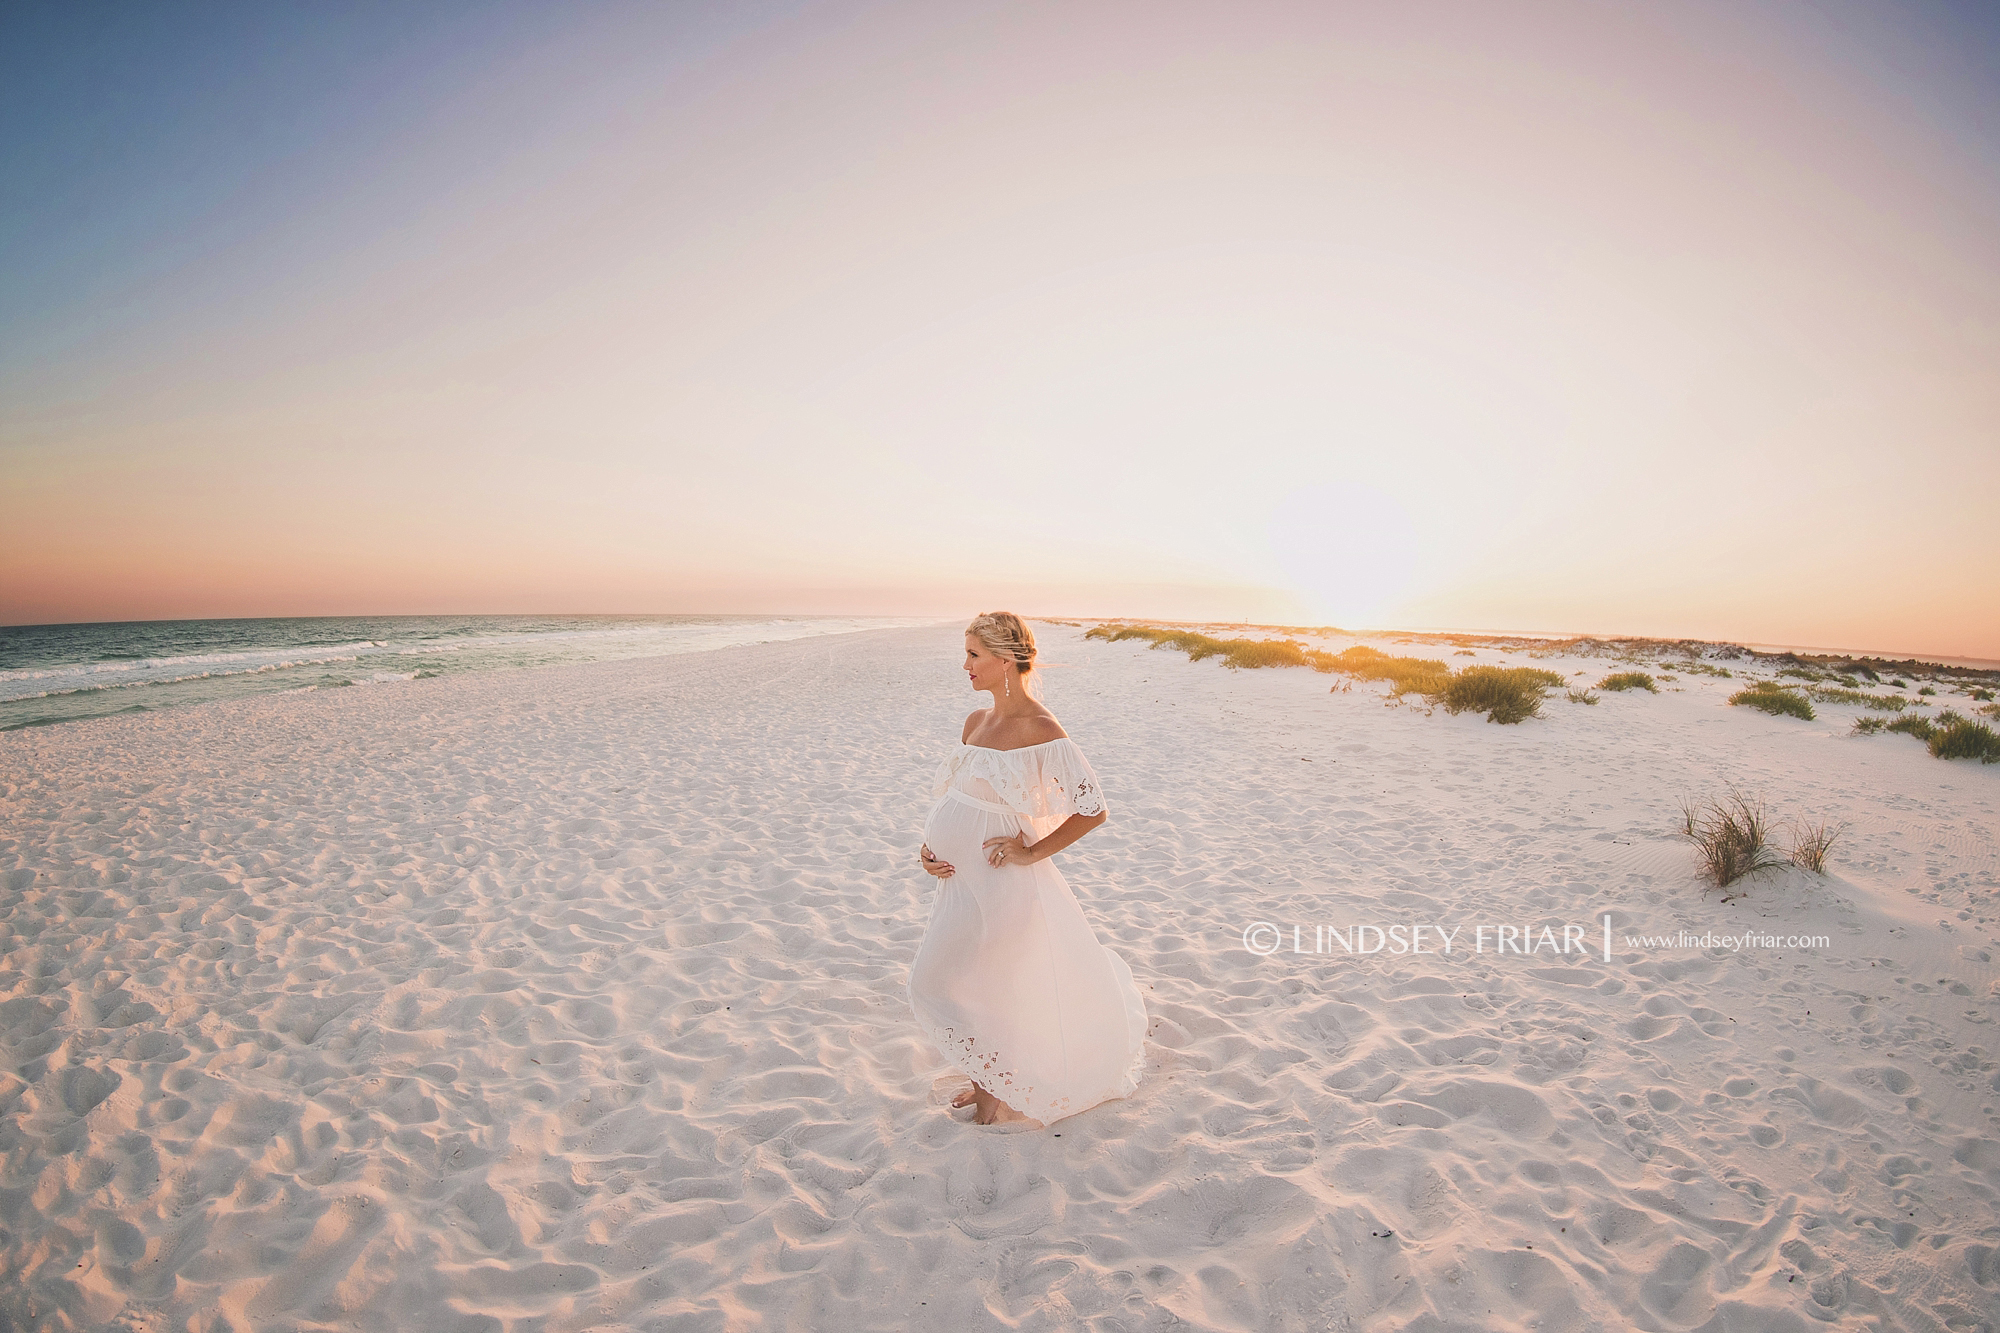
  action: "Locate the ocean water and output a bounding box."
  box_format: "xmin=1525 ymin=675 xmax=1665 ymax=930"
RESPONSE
xmin=0 ymin=614 xmax=946 ymax=732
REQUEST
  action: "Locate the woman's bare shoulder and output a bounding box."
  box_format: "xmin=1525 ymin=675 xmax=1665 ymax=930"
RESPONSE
xmin=1015 ymin=711 xmax=1068 ymax=746
xmin=961 ymin=709 xmax=990 ymax=743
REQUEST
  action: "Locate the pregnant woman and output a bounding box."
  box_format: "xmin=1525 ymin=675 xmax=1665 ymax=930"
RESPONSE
xmin=908 ymin=612 xmax=1148 ymax=1127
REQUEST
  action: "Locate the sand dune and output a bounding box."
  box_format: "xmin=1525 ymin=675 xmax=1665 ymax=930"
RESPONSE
xmin=2 ymin=622 xmax=1996 ymax=1330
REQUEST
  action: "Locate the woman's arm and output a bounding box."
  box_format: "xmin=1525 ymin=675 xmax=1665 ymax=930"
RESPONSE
xmin=1023 ymin=811 xmax=1107 ymax=863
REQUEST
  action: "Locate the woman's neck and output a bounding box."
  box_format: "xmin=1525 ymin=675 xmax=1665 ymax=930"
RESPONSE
xmin=986 ymin=688 xmax=1039 ymax=720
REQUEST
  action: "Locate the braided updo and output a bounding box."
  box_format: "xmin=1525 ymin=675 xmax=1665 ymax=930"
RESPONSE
xmin=967 ymin=611 xmax=1037 ymax=675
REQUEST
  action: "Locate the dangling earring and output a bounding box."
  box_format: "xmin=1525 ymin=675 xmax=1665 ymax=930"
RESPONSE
xmin=1005 ymin=673 xmax=1011 ymax=697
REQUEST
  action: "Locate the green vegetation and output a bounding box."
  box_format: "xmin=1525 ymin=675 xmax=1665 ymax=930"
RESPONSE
xmin=1083 ymin=625 xmax=1343 ymax=672
xmin=1918 ymin=686 xmax=1936 ymax=696
xmin=1852 ymin=710 xmax=2000 ymax=763
xmin=1441 ymin=666 xmax=1566 ymax=724
xmin=1807 ymin=686 xmax=1905 ymax=711
xmin=1787 ymin=816 xmax=1844 ymax=874
xmin=1567 ymin=689 xmax=1599 ymax=705
xmin=1598 ymin=672 xmax=1657 ymax=693
xmin=1729 ymin=682 xmax=1815 ymax=721
xmin=1930 ymin=712 xmax=2000 ymax=763
xmin=1972 ymin=688 xmax=1994 ymax=702
xmin=1674 ymin=661 xmax=1734 ymax=678
xmin=1089 ymin=623 xmax=1566 ymax=723
xmin=1677 ymin=791 xmax=1787 ymax=893
xmin=1777 ymin=667 xmax=1824 ymax=682
xmin=1323 ymin=645 xmax=1454 ymax=697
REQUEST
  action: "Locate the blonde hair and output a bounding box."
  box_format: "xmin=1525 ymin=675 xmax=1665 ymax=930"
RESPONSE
xmin=966 ymin=611 xmax=1037 ymax=677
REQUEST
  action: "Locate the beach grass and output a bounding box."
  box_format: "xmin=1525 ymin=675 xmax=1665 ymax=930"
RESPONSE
xmin=1598 ymin=671 xmax=1657 ymax=693
xmin=1787 ymin=816 xmax=1844 ymax=873
xmin=1325 ymin=645 xmax=1455 ymax=697
xmin=1567 ymin=689 xmax=1599 ymax=705
xmin=1928 ymin=711 xmax=2000 ymax=763
xmin=1441 ymin=666 xmax=1566 ymax=724
xmin=1809 ymin=686 xmax=1906 ymax=711
xmin=1678 ymin=791 xmax=1787 ymax=892
xmin=1084 ymin=625 xmax=1346 ymax=674
xmin=1852 ymin=710 xmax=2000 ymax=763
xmin=1730 ymin=682 xmax=1815 ymax=721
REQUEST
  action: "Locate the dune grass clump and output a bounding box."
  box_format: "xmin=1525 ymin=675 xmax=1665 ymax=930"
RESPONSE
xmin=1677 ymin=791 xmax=1787 ymax=892
xmin=1854 ymin=710 xmax=2000 ymax=763
xmin=1787 ymin=816 xmax=1844 ymax=873
xmin=1088 ymin=622 xmax=1640 ymax=725
xmin=1809 ymin=686 xmax=1905 ymax=711
xmin=1598 ymin=671 xmax=1657 ymax=693
xmin=1085 ymin=624 xmax=1344 ymax=673
xmin=1212 ymin=637 xmax=1330 ymax=670
xmin=1442 ymin=665 xmax=1566 ymax=724
xmin=1730 ymin=682 xmax=1815 ymax=721
xmin=1928 ymin=711 xmax=2000 ymax=763
xmin=1088 ymin=625 xmax=1173 ymax=645
xmin=1327 ymin=645 xmax=1454 ymax=697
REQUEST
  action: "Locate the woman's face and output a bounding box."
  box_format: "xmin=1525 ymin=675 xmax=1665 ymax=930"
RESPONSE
xmin=964 ymin=633 xmax=1013 ymax=695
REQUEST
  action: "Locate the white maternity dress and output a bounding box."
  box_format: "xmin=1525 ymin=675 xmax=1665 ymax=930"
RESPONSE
xmin=908 ymin=738 xmax=1148 ymax=1124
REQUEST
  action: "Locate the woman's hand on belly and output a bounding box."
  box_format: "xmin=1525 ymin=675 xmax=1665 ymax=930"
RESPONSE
xmin=981 ymin=833 xmax=1035 ymax=868
xmin=920 ymin=842 xmax=955 ymax=879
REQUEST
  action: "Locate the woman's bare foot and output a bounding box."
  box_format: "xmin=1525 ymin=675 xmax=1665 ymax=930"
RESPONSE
xmin=981 ymin=1098 xmax=1038 ymax=1127
xmin=950 ymin=1081 xmax=1042 ymax=1127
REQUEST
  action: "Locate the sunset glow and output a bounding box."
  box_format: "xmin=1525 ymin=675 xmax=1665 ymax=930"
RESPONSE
xmin=4 ymin=1 xmax=1997 ymax=658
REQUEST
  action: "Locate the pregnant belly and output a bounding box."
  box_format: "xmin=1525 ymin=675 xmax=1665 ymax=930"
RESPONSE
xmin=924 ymin=791 xmax=1019 ymax=866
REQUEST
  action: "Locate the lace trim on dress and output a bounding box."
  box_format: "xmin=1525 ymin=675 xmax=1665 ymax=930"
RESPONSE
xmin=936 ymin=1022 xmax=1075 ymax=1121
xmin=929 ymin=738 xmax=1109 ymax=821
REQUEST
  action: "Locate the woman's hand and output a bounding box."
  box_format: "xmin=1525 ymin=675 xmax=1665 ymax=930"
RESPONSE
xmin=920 ymin=843 xmax=954 ymax=878
xmin=982 ymin=833 xmax=1036 ymax=868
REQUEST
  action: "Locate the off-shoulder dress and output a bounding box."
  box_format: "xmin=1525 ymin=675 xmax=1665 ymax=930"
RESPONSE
xmin=907 ymin=737 xmax=1148 ymax=1124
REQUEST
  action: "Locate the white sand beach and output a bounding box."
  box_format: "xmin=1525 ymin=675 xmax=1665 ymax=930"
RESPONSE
xmin=3 ymin=621 xmax=1997 ymax=1332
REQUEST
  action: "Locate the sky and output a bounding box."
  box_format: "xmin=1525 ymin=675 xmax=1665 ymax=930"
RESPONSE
xmin=3 ymin=0 xmax=1997 ymax=659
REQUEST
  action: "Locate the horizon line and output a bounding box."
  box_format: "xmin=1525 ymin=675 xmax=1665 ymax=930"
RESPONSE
xmin=5 ymin=609 xmax=1995 ymax=673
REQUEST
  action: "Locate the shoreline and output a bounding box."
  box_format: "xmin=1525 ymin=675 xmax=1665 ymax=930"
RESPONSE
xmin=0 ymin=613 xmax=952 ymax=733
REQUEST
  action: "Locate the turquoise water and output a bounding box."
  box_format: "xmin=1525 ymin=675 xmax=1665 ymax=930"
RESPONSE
xmin=0 ymin=614 xmax=944 ymax=731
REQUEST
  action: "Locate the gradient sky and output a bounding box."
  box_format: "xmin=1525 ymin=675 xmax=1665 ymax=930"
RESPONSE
xmin=4 ymin=0 xmax=1997 ymax=658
